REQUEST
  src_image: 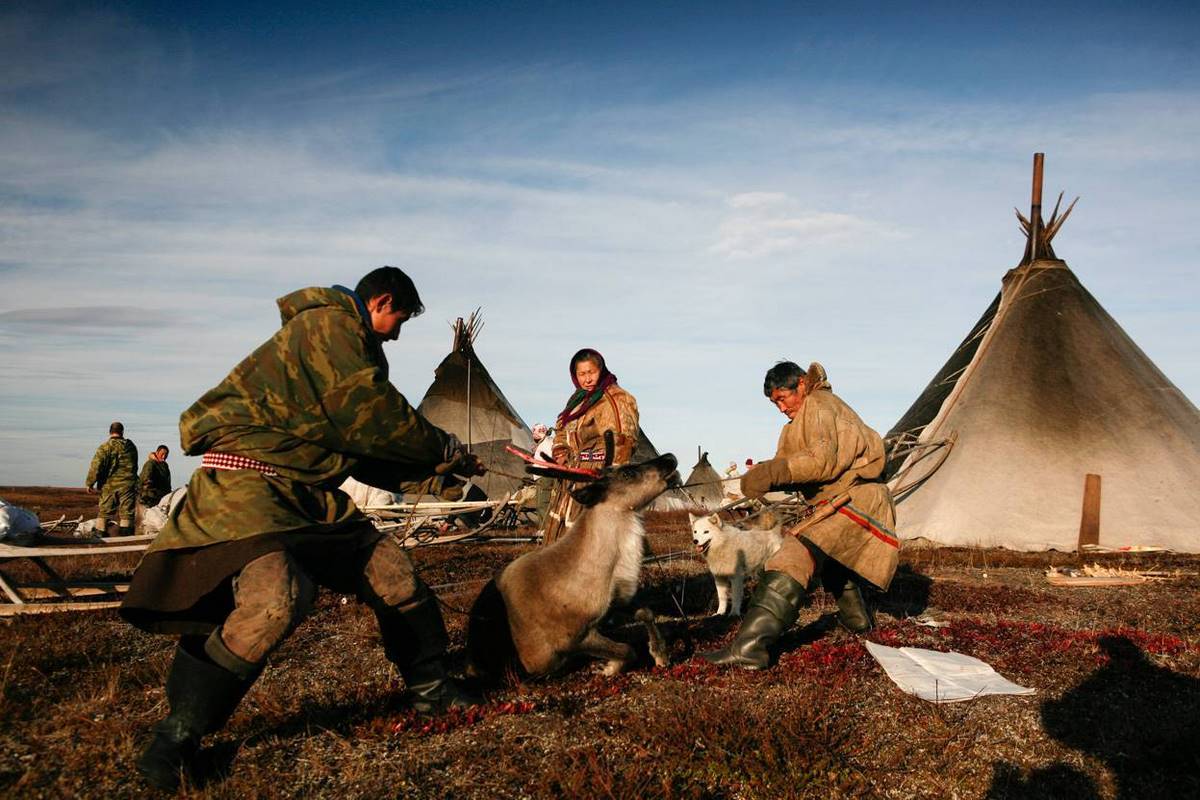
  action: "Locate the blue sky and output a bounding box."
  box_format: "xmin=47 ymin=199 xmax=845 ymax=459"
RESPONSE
xmin=1 ymin=1 xmax=1198 ymax=486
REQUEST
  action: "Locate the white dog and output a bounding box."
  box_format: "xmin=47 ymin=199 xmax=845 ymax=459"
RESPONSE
xmin=690 ymin=513 xmax=784 ymax=616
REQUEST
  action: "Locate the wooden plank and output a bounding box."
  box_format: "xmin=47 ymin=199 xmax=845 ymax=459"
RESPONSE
xmin=99 ymin=533 xmax=156 ymax=544
xmin=0 ymin=573 xmax=25 ymax=605
xmin=362 ymin=500 xmax=507 ymax=511
xmin=1077 ymin=473 xmax=1102 ymax=550
xmin=0 ymin=600 xmax=122 ymax=616
xmin=0 ymin=543 xmax=149 ymax=558
xmin=16 ymin=585 xmax=129 ymax=600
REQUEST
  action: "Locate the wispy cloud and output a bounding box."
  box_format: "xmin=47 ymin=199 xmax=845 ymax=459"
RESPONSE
xmin=711 ymin=192 xmax=906 ymax=260
xmin=0 ymin=306 xmax=177 ymax=331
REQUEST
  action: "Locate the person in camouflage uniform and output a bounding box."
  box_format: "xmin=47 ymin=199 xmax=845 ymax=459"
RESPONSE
xmin=704 ymin=361 xmax=898 ymax=670
xmin=138 ymin=445 xmax=173 ymax=508
xmin=86 ymin=421 xmax=139 ymax=537
xmin=121 ymin=267 xmax=485 ymax=791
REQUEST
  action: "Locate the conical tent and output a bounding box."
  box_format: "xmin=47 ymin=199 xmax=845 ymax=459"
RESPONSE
xmin=683 ymin=450 xmax=725 ymax=510
xmin=887 ymin=156 xmax=1200 ymax=552
xmin=417 ymin=312 xmax=534 ymax=499
xmin=627 ymin=426 xmax=690 ymax=510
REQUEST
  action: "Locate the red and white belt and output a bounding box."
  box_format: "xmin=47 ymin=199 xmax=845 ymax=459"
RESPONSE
xmin=201 ymin=452 xmax=279 ymax=477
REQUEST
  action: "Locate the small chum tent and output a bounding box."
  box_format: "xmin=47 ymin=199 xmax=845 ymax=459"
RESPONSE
xmin=417 ymin=311 xmax=534 ymax=499
xmin=683 ymin=450 xmax=725 ymax=510
xmin=628 ymin=427 xmax=691 ymax=510
xmin=886 ymin=154 xmax=1200 ymax=552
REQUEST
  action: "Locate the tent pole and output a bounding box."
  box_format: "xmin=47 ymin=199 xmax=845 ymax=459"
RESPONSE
xmin=1029 ymin=153 xmax=1044 ymax=263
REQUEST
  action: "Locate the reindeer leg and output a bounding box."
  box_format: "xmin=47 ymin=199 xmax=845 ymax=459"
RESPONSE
xmin=576 ymin=628 xmax=636 ymax=676
xmin=635 ymin=607 xmax=669 ymax=667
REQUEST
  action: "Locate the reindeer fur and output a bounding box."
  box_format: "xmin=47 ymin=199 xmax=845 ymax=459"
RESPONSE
xmin=468 ymin=454 xmax=677 ymax=679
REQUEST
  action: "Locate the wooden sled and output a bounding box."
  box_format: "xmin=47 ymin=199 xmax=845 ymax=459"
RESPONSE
xmin=0 ymin=534 xmax=152 ymax=616
xmin=368 ymin=490 xmax=536 ymax=547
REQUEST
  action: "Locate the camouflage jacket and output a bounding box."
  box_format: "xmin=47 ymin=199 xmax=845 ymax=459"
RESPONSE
xmin=557 ymin=384 xmax=639 ymax=467
xmin=138 ymin=458 xmax=172 ymax=506
xmin=772 ymin=380 xmax=886 ymax=502
xmin=86 ymin=437 xmax=139 ymax=492
xmin=151 ymin=287 xmax=455 ymax=553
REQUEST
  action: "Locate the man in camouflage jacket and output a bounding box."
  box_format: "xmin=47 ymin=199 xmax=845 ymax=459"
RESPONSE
xmin=705 ymin=361 xmax=898 ymax=670
xmin=86 ymin=421 xmax=139 ymax=536
xmin=138 ymin=445 xmax=173 ymax=508
xmin=121 ymin=267 xmax=484 ymax=790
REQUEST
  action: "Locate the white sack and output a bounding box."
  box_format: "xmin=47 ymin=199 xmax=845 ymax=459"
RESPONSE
xmin=340 ymin=477 xmax=400 ymax=509
xmin=865 ymin=641 xmax=1035 ymax=703
xmin=0 ymin=499 xmax=40 ymax=545
xmin=142 ymin=487 xmax=188 ymax=535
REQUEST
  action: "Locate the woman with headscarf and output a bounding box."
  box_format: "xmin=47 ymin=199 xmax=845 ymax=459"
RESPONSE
xmin=541 ymin=348 xmax=639 ymax=544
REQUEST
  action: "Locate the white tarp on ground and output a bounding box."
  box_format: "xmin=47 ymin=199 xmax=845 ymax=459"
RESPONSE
xmin=0 ymin=499 xmax=40 ymax=545
xmin=865 ymin=641 xmax=1035 ymax=703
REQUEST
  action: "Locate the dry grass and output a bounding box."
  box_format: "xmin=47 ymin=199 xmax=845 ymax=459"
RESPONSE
xmin=1 ymin=489 xmax=1198 ymax=798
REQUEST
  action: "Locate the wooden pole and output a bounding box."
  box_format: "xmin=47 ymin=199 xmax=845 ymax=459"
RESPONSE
xmin=1029 ymin=152 xmax=1044 ymax=262
xmin=1077 ymin=473 xmax=1101 ymax=551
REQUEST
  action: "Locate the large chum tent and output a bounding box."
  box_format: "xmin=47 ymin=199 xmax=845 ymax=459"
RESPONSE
xmin=886 ymin=155 xmax=1200 ymax=552
xmin=417 ymin=312 xmax=534 ymax=499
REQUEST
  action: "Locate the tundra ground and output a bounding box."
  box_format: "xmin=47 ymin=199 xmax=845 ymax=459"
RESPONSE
xmin=1 ymin=487 xmax=1197 ymax=799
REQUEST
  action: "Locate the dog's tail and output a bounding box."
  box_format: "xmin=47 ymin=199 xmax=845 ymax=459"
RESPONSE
xmin=466 ymin=579 xmax=517 ymax=682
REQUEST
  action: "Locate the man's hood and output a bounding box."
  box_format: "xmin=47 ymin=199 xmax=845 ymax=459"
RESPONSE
xmin=276 ymin=287 xmax=363 ymax=326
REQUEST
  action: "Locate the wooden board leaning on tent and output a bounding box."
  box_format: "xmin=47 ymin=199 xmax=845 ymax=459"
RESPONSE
xmin=0 ymin=534 xmax=153 ymax=616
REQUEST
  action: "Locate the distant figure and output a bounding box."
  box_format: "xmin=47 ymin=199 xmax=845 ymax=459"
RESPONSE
xmin=529 ymin=423 xmax=555 ymax=526
xmin=139 ymin=445 xmax=173 ymax=509
xmin=86 ymin=421 xmax=139 ymax=537
xmin=541 ymin=348 xmax=639 ymax=544
xmin=530 ymin=423 xmax=554 ymax=461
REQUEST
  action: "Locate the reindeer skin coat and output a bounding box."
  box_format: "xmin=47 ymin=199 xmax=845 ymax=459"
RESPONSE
xmin=762 ymin=377 xmax=898 ymax=590
xmin=544 ymin=385 xmax=639 ymax=544
xmin=559 ymin=384 xmax=640 ymax=467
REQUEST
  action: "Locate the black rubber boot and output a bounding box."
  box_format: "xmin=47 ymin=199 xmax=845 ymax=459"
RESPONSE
xmin=136 ymin=639 xmax=258 ymax=791
xmin=376 ymin=593 xmax=481 ymax=713
xmin=702 ymin=570 xmax=807 ymax=670
xmin=118 ymin=525 xmax=135 ymax=537
xmin=832 ymin=579 xmax=875 ymax=634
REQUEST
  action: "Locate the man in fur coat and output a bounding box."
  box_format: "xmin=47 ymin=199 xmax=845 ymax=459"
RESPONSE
xmin=121 ymin=267 xmax=483 ymax=789
xmin=705 ymin=361 xmax=898 ymax=670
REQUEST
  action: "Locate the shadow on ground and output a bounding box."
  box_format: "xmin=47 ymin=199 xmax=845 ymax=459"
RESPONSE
xmin=986 ymin=635 xmax=1200 ymax=799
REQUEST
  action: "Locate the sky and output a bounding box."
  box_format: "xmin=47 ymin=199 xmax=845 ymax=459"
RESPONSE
xmin=1 ymin=0 xmax=1197 ymax=487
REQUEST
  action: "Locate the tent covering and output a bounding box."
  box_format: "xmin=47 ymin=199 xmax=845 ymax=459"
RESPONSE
xmin=627 ymin=425 xmax=690 ymax=510
xmin=887 ymin=159 xmax=1200 ymax=552
xmin=417 ymin=313 xmax=534 ymax=499
xmin=683 ymin=450 xmax=725 ymax=510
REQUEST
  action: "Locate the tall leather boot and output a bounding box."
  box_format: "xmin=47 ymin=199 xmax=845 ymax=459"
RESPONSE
xmin=831 ymin=579 xmax=875 ymax=634
xmin=103 ymin=521 xmax=120 ymax=538
xmin=376 ymin=592 xmax=480 ymax=713
xmin=136 ymin=638 xmax=258 ymax=791
xmin=702 ymin=570 xmax=807 ymax=670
